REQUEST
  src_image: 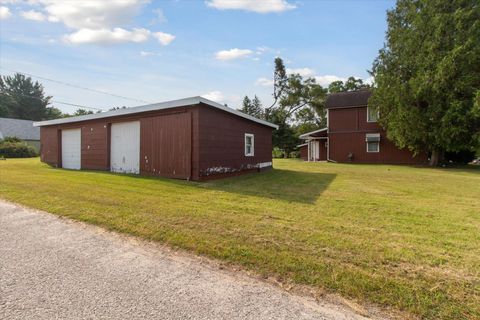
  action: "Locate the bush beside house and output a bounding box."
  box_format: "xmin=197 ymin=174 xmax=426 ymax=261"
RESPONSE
xmin=0 ymin=136 xmax=37 ymax=158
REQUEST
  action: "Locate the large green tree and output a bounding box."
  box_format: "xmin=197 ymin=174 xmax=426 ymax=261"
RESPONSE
xmin=0 ymin=73 xmax=63 ymax=120
xmin=264 ymin=58 xmax=328 ymax=156
xmin=370 ymin=0 xmax=480 ymax=166
xmin=328 ymin=77 xmax=370 ymax=93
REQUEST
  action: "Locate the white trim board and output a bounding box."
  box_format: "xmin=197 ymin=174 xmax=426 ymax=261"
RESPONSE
xmin=33 ymin=96 xmax=278 ymax=129
xmin=299 ymin=127 xmax=327 ymax=139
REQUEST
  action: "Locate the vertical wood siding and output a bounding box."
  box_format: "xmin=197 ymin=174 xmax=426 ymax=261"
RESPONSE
xmin=328 ymin=107 xmax=427 ymax=164
xmin=38 ymin=103 xmax=273 ymax=180
xmin=81 ymin=123 xmax=109 ymax=170
xmin=299 ymin=145 xmax=308 ymax=160
xmin=197 ymin=104 xmax=273 ymax=179
xmin=140 ymin=112 xmax=192 ymax=179
xmin=40 ymin=126 xmax=59 ymax=166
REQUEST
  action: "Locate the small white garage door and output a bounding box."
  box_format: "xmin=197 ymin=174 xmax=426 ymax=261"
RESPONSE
xmin=110 ymin=121 xmax=140 ymax=174
xmin=61 ymin=128 xmax=81 ymax=170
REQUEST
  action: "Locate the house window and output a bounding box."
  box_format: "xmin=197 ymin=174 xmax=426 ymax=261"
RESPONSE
xmin=245 ymin=133 xmax=254 ymax=156
xmin=366 ymin=133 xmax=380 ymax=153
xmin=367 ymin=106 xmax=379 ymax=122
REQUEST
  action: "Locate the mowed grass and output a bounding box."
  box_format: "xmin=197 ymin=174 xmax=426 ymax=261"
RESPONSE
xmin=0 ymin=158 xmax=479 ymax=319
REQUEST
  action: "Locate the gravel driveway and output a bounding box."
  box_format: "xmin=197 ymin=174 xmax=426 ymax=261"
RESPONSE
xmin=0 ymin=200 xmax=371 ymax=320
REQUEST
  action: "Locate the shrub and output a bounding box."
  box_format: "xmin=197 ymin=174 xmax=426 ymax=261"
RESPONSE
xmin=0 ymin=141 xmax=37 ymax=158
xmin=272 ymin=147 xmax=284 ymax=158
xmin=2 ymin=136 xmax=22 ymax=143
xmin=289 ymin=150 xmax=300 ymax=158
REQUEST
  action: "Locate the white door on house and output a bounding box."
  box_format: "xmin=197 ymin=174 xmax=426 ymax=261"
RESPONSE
xmin=309 ymin=140 xmax=320 ymax=161
xmin=110 ymin=121 xmax=140 ymax=174
xmin=61 ymin=128 xmax=81 ymax=170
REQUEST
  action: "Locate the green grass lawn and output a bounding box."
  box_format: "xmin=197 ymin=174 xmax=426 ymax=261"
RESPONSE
xmin=1 ymin=158 xmax=479 ymax=319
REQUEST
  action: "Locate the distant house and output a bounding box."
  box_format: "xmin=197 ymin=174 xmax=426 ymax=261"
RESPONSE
xmin=33 ymin=97 xmax=278 ymax=180
xmin=0 ymin=117 xmax=40 ymax=152
xmin=298 ymin=90 xmax=427 ymax=164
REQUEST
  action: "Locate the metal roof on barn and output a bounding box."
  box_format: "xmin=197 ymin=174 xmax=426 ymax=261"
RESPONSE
xmin=33 ymin=96 xmax=278 ymax=129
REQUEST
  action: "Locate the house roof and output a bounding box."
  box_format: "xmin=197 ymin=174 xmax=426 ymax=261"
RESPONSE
xmin=33 ymin=96 xmax=279 ymax=129
xmin=0 ymin=117 xmax=40 ymax=140
xmin=326 ymin=89 xmax=372 ymax=109
xmin=299 ymin=127 xmax=327 ymax=139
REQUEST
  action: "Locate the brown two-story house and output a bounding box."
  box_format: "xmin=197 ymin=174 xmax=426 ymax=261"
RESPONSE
xmin=299 ymin=90 xmax=427 ymax=164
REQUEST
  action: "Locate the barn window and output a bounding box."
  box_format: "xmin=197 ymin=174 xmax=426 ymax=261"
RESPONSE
xmin=367 ymin=106 xmax=379 ymax=122
xmin=366 ymin=133 xmax=380 ymax=153
xmin=245 ymin=133 xmax=254 ymax=156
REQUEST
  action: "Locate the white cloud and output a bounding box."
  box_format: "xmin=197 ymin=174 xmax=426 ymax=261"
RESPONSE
xmin=152 ymin=8 xmax=167 ymax=23
xmin=363 ymin=76 xmax=374 ymax=85
xmin=314 ymin=75 xmax=347 ymax=86
xmin=202 ymin=91 xmax=224 ymax=102
xmin=20 ymin=1 xmax=175 ymax=46
xmin=64 ymin=28 xmax=175 ymax=46
xmin=140 ymin=51 xmax=153 ymax=56
xmin=215 ymin=48 xmax=253 ymax=61
xmin=39 ymin=0 xmax=147 ymax=29
xmin=0 ymin=6 xmax=12 ymax=19
xmin=255 ymin=77 xmax=274 ymax=87
xmin=206 ymin=0 xmax=296 ymax=13
xmin=286 ymin=67 xmax=315 ymax=77
xmin=152 ymin=31 xmax=175 ymax=45
xmin=285 ymin=67 xmax=360 ymax=87
xmin=21 ymin=9 xmax=46 ymax=21
xmin=64 ymin=28 xmax=151 ymax=45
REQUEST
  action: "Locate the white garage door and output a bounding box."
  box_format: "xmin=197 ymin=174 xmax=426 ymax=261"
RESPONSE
xmin=62 ymin=128 xmax=81 ymax=170
xmin=110 ymin=121 xmax=140 ymax=174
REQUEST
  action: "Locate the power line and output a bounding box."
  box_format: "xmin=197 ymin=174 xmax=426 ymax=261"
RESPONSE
xmin=50 ymin=100 xmax=103 ymax=111
xmin=3 ymin=92 xmax=104 ymax=111
xmin=0 ymin=67 xmax=150 ymax=104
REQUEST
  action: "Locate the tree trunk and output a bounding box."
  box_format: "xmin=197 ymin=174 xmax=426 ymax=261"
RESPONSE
xmin=429 ymin=149 xmax=443 ymax=166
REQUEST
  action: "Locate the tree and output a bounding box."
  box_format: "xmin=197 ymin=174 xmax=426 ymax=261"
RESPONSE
xmin=370 ymin=0 xmax=480 ymax=166
xmin=239 ymin=95 xmax=264 ymax=119
xmin=328 ymin=77 xmax=370 ymax=93
xmin=73 ymin=108 xmax=94 ymax=116
xmin=109 ymin=106 xmax=127 ymax=111
xmin=258 ymin=57 xmax=329 ymax=157
xmin=269 ymin=57 xmax=288 ymax=110
xmin=277 ymin=75 xmax=327 ymax=127
xmin=293 ymin=107 xmax=324 ymax=136
xmin=0 ymin=73 xmax=61 ymax=120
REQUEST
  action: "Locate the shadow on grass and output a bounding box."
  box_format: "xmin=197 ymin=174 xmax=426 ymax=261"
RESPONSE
xmin=199 ymin=169 xmax=336 ymax=204
xmin=49 ymin=166 xmax=335 ymax=204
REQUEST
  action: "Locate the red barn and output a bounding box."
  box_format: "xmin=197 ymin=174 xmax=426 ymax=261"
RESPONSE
xmin=34 ymin=97 xmax=278 ymax=180
xmin=299 ymin=90 xmax=427 ymax=164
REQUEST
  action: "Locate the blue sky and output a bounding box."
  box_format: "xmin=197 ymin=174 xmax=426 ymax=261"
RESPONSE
xmin=0 ymin=0 xmax=395 ymax=113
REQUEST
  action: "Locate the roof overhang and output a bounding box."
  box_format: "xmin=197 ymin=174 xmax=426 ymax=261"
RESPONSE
xmin=33 ymin=96 xmax=279 ymax=129
xmin=365 ymin=133 xmax=380 ymax=142
xmin=299 ymin=127 xmax=327 ymax=139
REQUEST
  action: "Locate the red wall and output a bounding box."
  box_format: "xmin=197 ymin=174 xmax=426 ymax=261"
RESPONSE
xmin=80 ymin=122 xmax=109 ymax=170
xmin=40 ymin=126 xmax=59 ymax=166
xmin=328 ymin=107 xmax=427 ymax=164
xmin=299 ymin=145 xmax=307 ymax=160
xmin=39 ymin=103 xmax=274 ymax=180
xmin=140 ymin=112 xmax=192 ymax=179
xmin=197 ymin=103 xmax=273 ymax=179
